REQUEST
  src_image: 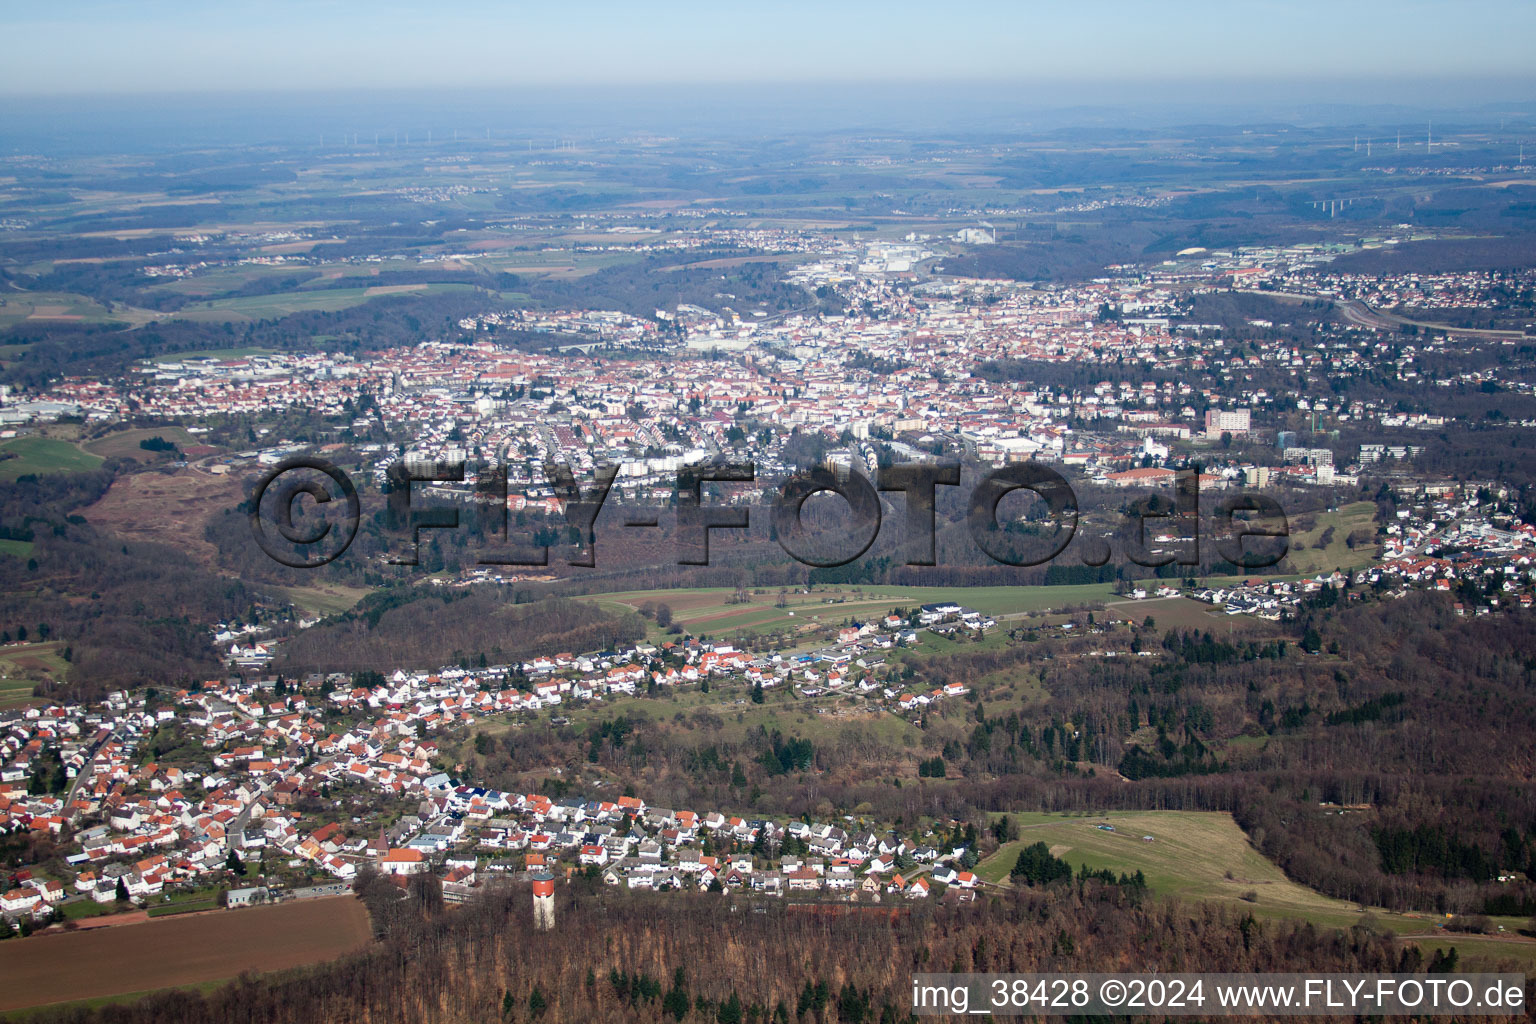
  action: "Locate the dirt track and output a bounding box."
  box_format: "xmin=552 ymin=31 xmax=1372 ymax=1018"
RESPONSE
xmin=57 ymin=908 xmax=148 ymax=930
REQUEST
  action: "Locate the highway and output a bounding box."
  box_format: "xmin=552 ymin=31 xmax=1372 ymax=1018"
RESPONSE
xmin=1231 ymin=287 xmax=1531 ymax=339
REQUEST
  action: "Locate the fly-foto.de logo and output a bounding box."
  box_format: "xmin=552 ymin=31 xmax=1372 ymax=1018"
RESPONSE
xmin=248 ymin=456 xmax=1290 ymax=571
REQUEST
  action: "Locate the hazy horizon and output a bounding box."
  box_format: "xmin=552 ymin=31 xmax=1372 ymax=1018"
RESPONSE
xmin=4 ymin=80 xmax=1536 ymax=157
xmin=3 ymin=3 xmax=1536 ymax=155
xmin=3 ymin=1 xmax=1534 ymax=97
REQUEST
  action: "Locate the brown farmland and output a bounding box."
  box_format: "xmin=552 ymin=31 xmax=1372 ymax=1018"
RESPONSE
xmin=0 ymin=896 xmax=371 ymax=1013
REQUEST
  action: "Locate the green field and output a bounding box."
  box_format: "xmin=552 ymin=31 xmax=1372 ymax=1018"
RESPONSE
xmin=142 ymin=262 xmax=362 ymax=299
xmin=0 ymin=676 xmax=38 ymax=708
xmin=0 ymin=642 xmax=69 ymax=705
xmin=82 ymin=426 xmax=198 ymax=461
xmin=586 ymin=583 xmax=1119 ymax=643
xmin=147 ymin=899 xmax=219 ymax=918
xmin=179 ymin=282 xmax=478 ymax=319
xmin=980 ymin=811 xmax=1370 ymax=921
xmin=978 ymin=810 xmax=1536 ymax=966
xmin=1285 ymin=501 xmax=1379 ymax=574
xmin=0 ymin=291 xmax=132 ymax=329
xmin=268 ymin=583 xmax=372 ymax=618
xmin=0 ymin=538 xmax=33 ymax=559
xmin=899 ymin=625 xmax=1014 ymax=659
xmin=1100 ymin=594 xmax=1284 ymax=634
xmin=0 ymin=437 xmax=104 ymax=481
xmin=55 ymin=899 xmax=120 ymax=922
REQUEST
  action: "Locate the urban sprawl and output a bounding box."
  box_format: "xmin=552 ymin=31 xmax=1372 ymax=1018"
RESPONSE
xmin=2 ymin=226 xmax=1535 ymax=929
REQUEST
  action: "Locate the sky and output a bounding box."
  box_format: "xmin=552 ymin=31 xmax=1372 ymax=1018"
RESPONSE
xmin=2 ymin=0 xmax=1534 ymax=97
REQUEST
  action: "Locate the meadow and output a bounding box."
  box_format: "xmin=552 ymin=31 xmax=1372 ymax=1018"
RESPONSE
xmin=0 ymin=291 xmax=132 ymax=329
xmin=0 ymin=538 xmax=34 ymax=560
xmin=1284 ymin=500 xmax=1379 ymax=574
xmin=82 ymin=426 xmax=198 ymax=462
xmin=0 ymin=437 xmax=103 ymax=481
xmin=176 ymin=281 xmax=478 ymax=320
xmin=977 ymin=810 xmax=1536 ymax=967
xmin=0 ymin=642 xmax=70 ymax=705
xmin=585 ymin=582 xmax=1120 ymax=643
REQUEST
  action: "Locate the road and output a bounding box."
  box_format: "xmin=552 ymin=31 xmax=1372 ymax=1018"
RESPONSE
xmin=227 ymin=792 xmax=264 ymax=855
xmin=64 ymin=727 xmax=116 ymax=818
xmin=1231 ymin=288 xmax=1530 ymax=339
xmin=1337 ymin=298 xmax=1530 ymax=338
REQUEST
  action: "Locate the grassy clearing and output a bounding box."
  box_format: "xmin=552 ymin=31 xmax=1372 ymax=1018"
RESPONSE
xmin=956 ymin=662 xmax=1048 ymax=712
xmin=0 ymin=291 xmax=130 ymax=329
xmin=0 ymin=437 xmax=104 ymax=481
xmin=977 ymin=810 xmax=1536 ymax=962
xmin=1285 ymin=500 xmax=1378 ymax=574
xmin=0 ymin=642 xmax=69 ymax=701
xmin=585 ymin=583 xmax=1118 ymax=641
xmin=82 ymin=426 xmax=197 ymax=461
xmin=0 ymin=677 xmax=38 ymax=709
xmin=0 ymin=538 xmax=33 ymax=559
xmin=979 ymin=811 xmax=1360 ymax=924
xmin=268 ymin=583 xmax=372 ymax=618
xmin=1101 ymin=594 xmax=1283 ymax=634
xmin=899 ymin=627 xmax=1013 ymax=659
xmin=1399 ymin=933 xmax=1536 ymax=970
xmin=146 ymin=900 xmax=219 ymax=918
xmin=54 ymin=899 xmax=120 ymax=922
xmin=179 ymin=282 xmax=477 ymax=319
xmin=148 ymin=885 xmax=228 ymax=913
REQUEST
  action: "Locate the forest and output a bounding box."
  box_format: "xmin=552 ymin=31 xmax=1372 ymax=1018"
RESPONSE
xmin=18 ymin=876 xmax=1432 ymax=1024
xmin=275 ymin=592 xmax=645 ymax=675
xmin=451 ymin=588 xmax=1536 ymax=921
xmin=0 ymin=470 xmax=252 ymax=698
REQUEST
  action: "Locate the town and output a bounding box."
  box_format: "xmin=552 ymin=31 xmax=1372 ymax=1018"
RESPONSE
xmin=11 ymin=234 xmax=1534 ymax=512
xmin=2 ymin=59 xmax=1536 ymax=1018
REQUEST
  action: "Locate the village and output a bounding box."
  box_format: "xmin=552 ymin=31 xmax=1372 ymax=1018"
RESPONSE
xmin=1188 ymin=483 xmax=1536 ymax=620
xmin=0 ymin=600 xmax=1009 ymax=934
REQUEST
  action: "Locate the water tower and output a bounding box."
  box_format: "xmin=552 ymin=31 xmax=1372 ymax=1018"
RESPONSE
xmin=531 ymin=870 xmax=555 ymax=931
